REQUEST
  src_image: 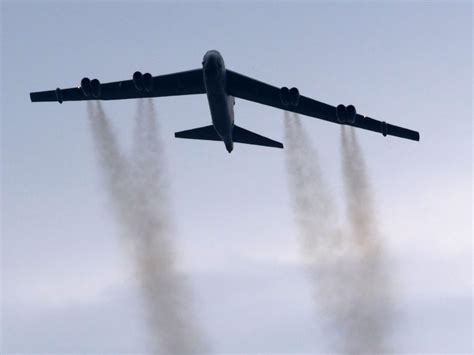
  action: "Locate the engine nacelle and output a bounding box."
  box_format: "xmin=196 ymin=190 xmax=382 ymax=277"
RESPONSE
xmin=280 ymin=87 xmax=290 ymax=105
xmin=133 ymin=71 xmax=143 ymax=91
xmin=289 ymin=87 xmax=300 ymax=106
xmin=81 ymin=77 xmax=92 ymax=97
xmin=336 ymin=104 xmax=347 ymax=123
xmin=336 ymin=104 xmax=357 ymax=124
xmin=90 ymin=79 xmax=101 ymax=98
xmin=143 ymin=72 xmax=153 ymax=92
xmin=346 ymin=104 xmax=356 ymax=123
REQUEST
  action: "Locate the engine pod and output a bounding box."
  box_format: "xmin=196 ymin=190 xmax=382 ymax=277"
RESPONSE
xmin=143 ymin=73 xmax=153 ymax=92
xmin=280 ymin=87 xmax=290 ymax=105
xmin=133 ymin=71 xmax=143 ymax=91
xmin=90 ymin=79 xmax=101 ymax=98
xmin=346 ymin=105 xmax=356 ymax=123
xmin=81 ymin=77 xmax=92 ymax=97
xmin=289 ymin=87 xmax=300 ymax=106
xmin=336 ymin=104 xmax=347 ymax=123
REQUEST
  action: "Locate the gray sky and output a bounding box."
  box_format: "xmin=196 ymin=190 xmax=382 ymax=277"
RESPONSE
xmin=1 ymin=1 xmax=472 ymax=353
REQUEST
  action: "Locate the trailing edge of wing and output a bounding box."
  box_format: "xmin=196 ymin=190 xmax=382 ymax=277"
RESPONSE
xmin=226 ymin=70 xmax=420 ymax=142
xmin=30 ymin=69 xmax=206 ymax=103
xmin=350 ymin=116 xmax=420 ymax=141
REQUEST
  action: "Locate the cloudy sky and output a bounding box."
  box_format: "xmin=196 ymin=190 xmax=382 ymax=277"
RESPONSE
xmin=2 ymin=1 xmax=472 ymax=353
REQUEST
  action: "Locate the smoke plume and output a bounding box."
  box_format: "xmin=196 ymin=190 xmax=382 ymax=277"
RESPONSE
xmin=87 ymin=100 xmax=209 ymax=353
xmin=339 ymin=126 xmax=391 ymax=353
xmin=284 ymin=112 xmax=391 ymax=353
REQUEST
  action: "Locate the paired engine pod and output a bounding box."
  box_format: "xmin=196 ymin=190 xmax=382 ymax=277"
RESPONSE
xmin=133 ymin=71 xmax=153 ymax=92
xmin=336 ymin=104 xmax=357 ymax=124
xmin=280 ymin=87 xmax=300 ymax=106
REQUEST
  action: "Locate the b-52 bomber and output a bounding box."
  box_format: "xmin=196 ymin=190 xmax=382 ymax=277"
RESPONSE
xmin=30 ymin=50 xmax=420 ymax=153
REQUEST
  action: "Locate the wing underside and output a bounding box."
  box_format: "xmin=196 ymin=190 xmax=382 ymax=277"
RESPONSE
xmin=30 ymin=69 xmax=206 ymax=103
xmin=30 ymin=65 xmax=419 ymax=142
xmin=226 ymin=70 xmax=420 ymax=141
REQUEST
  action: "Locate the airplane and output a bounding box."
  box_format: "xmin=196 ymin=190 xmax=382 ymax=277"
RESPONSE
xmin=30 ymin=49 xmax=420 ymax=153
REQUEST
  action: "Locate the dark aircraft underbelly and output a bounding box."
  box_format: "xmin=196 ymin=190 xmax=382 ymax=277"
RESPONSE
xmin=207 ymin=91 xmax=233 ymax=139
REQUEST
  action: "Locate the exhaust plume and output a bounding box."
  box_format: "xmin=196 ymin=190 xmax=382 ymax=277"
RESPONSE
xmin=87 ymin=100 xmax=209 ymax=353
xmin=339 ymin=126 xmax=391 ymax=353
xmin=284 ymin=113 xmax=391 ymax=353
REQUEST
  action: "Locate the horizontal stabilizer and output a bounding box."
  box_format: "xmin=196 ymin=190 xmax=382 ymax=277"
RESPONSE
xmin=174 ymin=124 xmax=283 ymax=149
xmin=232 ymin=125 xmax=283 ymax=148
xmin=174 ymin=125 xmax=221 ymax=141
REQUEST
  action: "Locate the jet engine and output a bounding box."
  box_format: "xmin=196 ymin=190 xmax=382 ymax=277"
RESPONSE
xmin=346 ymin=104 xmax=356 ymax=123
xmin=280 ymin=87 xmax=290 ymax=105
xmin=289 ymin=87 xmax=300 ymax=106
xmin=133 ymin=71 xmax=143 ymax=90
xmin=81 ymin=77 xmax=92 ymax=97
xmin=143 ymin=72 xmax=153 ymax=92
xmin=336 ymin=104 xmax=347 ymax=123
xmin=90 ymin=79 xmax=101 ymax=98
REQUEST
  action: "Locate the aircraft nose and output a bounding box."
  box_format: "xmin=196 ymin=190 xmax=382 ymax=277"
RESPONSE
xmin=203 ymin=51 xmax=219 ymax=67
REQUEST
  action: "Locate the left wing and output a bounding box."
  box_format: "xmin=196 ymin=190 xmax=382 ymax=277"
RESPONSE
xmin=226 ymin=70 xmax=420 ymax=141
xmin=30 ymin=69 xmax=206 ymax=103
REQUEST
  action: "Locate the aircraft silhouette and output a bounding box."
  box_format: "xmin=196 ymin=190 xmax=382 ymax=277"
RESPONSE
xmin=30 ymin=50 xmax=419 ymax=153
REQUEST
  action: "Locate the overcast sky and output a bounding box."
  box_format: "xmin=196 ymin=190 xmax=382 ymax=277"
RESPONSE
xmin=1 ymin=1 xmax=472 ymax=353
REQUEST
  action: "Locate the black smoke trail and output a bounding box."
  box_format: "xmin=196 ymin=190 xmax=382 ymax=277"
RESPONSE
xmin=284 ymin=113 xmax=391 ymax=353
xmin=87 ymin=100 xmax=209 ymax=353
xmin=340 ymin=126 xmax=391 ymax=353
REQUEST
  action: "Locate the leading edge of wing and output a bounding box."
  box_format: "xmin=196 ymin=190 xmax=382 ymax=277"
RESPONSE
xmin=226 ymin=69 xmax=420 ymax=142
xmin=30 ymin=69 xmax=206 ymax=103
xmin=353 ymin=115 xmax=420 ymax=141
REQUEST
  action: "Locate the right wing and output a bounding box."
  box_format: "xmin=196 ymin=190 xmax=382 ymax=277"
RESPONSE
xmin=226 ymin=70 xmax=420 ymax=141
xmin=30 ymin=69 xmax=205 ymax=103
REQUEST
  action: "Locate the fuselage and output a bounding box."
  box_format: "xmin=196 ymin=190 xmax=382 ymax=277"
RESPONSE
xmin=202 ymin=50 xmax=235 ymax=152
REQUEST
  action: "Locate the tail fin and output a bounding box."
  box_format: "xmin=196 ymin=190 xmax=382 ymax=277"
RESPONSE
xmin=232 ymin=125 xmax=283 ymax=149
xmin=174 ymin=125 xmax=221 ymax=141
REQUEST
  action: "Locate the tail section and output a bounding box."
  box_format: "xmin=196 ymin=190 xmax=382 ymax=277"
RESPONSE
xmin=174 ymin=125 xmax=221 ymax=141
xmin=174 ymin=124 xmax=283 ymax=150
xmin=232 ymin=125 xmax=283 ymax=149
